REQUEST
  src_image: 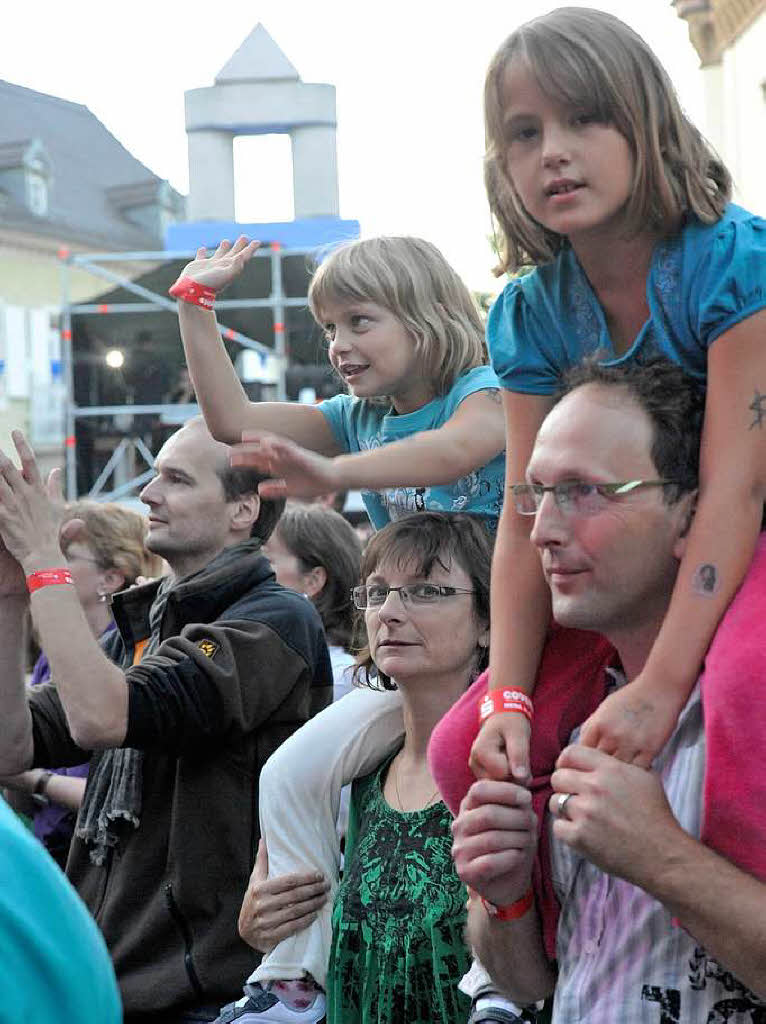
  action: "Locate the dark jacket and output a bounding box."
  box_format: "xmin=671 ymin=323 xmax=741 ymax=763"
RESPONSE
xmin=30 ymin=540 xmax=332 ymax=1015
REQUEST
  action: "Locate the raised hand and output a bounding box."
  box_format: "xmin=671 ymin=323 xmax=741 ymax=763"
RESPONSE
xmin=0 ymin=535 xmax=27 ymax=597
xmin=232 ymin=431 xmax=343 ymax=500
xmin=0 ymin=432 xmax=64 ymax=574
xmin=180 ymin=236 xmax=260 ymax=294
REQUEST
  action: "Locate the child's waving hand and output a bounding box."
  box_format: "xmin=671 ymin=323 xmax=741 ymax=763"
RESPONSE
xmin=181 ymin=236 xmax=259 ymax=293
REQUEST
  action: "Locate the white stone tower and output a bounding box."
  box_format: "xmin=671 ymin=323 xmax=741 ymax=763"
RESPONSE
xmin=185 ymin=25 xmax=339 ymax=221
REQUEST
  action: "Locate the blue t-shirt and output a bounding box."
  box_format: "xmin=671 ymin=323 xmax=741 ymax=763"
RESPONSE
xmin=319 ymin=365 xmax=506 ymax=533
xmin=0 ymin=797 xmax=121 ymax=1021
xmin=488 ymin=204 xmax=766 ymax=394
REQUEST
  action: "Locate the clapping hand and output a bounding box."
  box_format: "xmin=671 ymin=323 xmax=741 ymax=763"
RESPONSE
xmin=0 ymin=432 xmax=66 ymax=590
xmin=0 ymin=535 xmax=26 ymax=598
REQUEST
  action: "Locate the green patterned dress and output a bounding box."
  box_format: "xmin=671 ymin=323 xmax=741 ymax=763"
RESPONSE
xmin=326 ymin=751 xmax=472 ymax=1024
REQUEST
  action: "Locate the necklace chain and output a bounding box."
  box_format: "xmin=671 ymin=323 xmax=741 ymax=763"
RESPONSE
xmin=392 ymin=757 xmax=441 ymax=812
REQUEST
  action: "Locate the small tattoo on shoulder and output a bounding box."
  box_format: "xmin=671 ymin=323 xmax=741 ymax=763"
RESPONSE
xmin=692 ymin=563 xmax=719 ymax=596
xmin=484 ymin=388 xmax=503 ymax=405
xmin=748 ymin=390 xmax=766 ymax=430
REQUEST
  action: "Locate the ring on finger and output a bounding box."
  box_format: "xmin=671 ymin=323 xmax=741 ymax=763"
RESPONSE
xmin=557 ymin=792 xmax=574 ymax=820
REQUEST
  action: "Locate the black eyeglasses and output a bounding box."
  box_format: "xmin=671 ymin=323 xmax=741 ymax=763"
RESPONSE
xmin=511 ymin=479 xmax=679 ymax=517
xmin=351 ymin=583 xmax=475 ymax=609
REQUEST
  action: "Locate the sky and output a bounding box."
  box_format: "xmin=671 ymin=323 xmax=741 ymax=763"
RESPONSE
xmin=2 ymin=0 xmax=704 ymax=292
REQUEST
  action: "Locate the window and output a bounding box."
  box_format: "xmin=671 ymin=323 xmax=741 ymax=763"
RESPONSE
xmin=27 ymin=159 xmax=49 ymax=216
xmin=27 ymin=171 xmax=48 ymax=216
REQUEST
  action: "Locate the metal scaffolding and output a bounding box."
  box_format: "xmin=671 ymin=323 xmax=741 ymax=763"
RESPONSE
xmin=59 ymin=243 xmax=316 ymax=501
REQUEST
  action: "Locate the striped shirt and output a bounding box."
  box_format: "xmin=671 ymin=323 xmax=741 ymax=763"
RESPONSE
xmin=550 ymin=676 xmax=765 ymax=1022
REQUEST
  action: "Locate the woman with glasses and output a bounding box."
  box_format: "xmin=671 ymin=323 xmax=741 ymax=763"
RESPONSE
xmin=217 ymin=513 xmax=493 ymax=1024
xmin=0 ymin=501 xmax=161 ymax=867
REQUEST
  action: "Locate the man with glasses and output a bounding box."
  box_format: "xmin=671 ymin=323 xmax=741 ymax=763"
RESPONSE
xmin=452 ymin=359 xmax=766 ymax=1021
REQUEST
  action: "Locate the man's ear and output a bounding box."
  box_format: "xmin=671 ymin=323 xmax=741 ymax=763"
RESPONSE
xmin=230 ymin=493 xmax=260 ymax=534
xmin=672 ymin=489 xmax=697 ymax=559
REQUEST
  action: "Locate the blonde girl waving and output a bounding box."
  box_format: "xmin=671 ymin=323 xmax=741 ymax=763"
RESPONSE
xmin=173 ymin=235 xmax=506 ymax=533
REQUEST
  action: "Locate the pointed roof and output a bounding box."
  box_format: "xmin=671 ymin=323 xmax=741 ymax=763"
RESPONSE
xmin=215 ymin=24 xmax=300 ymax=85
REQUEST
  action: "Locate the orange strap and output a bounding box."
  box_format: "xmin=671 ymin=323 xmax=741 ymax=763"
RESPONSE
xmin=132 ymin=638 xmax=149 ymax=665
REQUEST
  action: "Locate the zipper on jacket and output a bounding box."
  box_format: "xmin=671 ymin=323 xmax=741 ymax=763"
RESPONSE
xmin=165 ymin=882 xmax=205 ymax=1000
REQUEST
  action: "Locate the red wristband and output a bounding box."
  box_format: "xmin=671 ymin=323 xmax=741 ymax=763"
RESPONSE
xmin=482 ymin=887 xmax=534 ymax=921
xmin=479 ymin=688 xmax=534 ymax=725
xmin=168 ymin=276 xmax=216 ymax=310
xmin=26 ymin=568 xmax=74 ymax=593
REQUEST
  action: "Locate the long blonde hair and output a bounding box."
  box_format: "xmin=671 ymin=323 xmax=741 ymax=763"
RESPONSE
xmin=484 ymin=7 xmax=731 ymax=274
xmin=309 ymin=236 xmax=486 ymax=398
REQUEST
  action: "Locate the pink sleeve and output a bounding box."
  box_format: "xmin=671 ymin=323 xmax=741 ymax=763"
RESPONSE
xmin=701 ymin=531 xmax=766 ymax=880
xmin=427 ymin=672 xmax=487 ymax=817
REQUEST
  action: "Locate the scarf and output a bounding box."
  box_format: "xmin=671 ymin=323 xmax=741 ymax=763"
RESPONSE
xmin=75 ymin=578 xmax=172 ymax=865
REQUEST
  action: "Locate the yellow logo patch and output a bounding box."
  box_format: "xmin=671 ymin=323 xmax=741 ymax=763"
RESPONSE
xmin=197 ymin=639 xmax=219 ymax=659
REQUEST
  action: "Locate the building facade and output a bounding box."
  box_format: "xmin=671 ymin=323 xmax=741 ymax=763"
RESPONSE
xmin=0 ymin=79 xmax=184 ymax=473
xmin=674 ymin=0 xmax=766 ymax=215
xmin=1 ymin=25 xmax=357 ymax=496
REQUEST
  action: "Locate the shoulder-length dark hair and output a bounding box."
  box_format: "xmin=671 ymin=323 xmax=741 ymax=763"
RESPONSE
xmin=353 ymin=512 xmax=493 ymax=690
xmin=274 ymin=503 xmax=362 ymax=652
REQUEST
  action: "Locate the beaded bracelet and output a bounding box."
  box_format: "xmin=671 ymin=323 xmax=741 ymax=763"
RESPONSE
xmin=26 ymin=568 xmax=74 ymax=594
xmin=479 ymin=688 xmax=534 ymax=725
xmin=168 ymin=276 xmax=217 ymax=310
